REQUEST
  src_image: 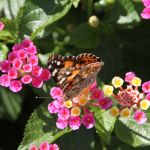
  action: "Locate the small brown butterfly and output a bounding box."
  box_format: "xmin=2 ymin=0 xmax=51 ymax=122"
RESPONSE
xmin=47 ymin=53 xmax=104 ymax=99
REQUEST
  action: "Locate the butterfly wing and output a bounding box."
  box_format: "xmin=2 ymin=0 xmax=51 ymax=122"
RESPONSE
xmin=47 ymin=53 xmax=104 ymax=99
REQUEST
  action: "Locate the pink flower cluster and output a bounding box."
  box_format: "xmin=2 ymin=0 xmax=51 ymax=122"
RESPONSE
xmin=141 ymin=0 xmax=150 ymax=19
xmin=105 ymin=72 xmax=150 ymax=124
xmin=48 ymin=81 xmax=112 ymax=130
xmin=0 ymin=39 xmax=51 ymax=92
xmin=29 ymin=141 xmax=59 ymax=150
xmin=0 ymin=21 xmax=4 ymax=30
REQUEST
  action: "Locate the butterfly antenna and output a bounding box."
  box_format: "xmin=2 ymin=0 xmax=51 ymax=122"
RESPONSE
xmin=35 ymin=96 xmax=52 ymax=99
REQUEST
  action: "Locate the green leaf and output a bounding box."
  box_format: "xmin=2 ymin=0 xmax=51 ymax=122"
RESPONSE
xmin=0 ymin=87 xmax=22 ymax=121
xmin=56 ymin=127 xmax=96 ymax=150
xmin=17 ymin=0 xmax=73 ymax=40
xmin=92 ymin=107 xmax=116 ymax=144
xmin=3 ymin=0 xmax=25 ymax=19
xmin=117 ymin=0 xmax=140 ymax=26
xmin=69 ymin=23 xmax=100 ymax=49
xmin=0 ymin=43 xmax=9 ymax=61
xmin=18 ymin=100 xmax=71 ymax=150
xmin=114 ymin=115 xmax=150 ymax=147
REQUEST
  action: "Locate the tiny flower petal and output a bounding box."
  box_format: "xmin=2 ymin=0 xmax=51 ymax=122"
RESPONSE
xmin=56 ymin=118 xmax=68 ymax=129
xmin=0 ymin=74 xmax=11 ymax=87
xmin=26 ymin=45 xmax=37 ymax=55
xmin=50 ymin=87 xmax=63 ymax=99
xmin=71 ymin=106 xmax=81 ymax=116
xmin=142 ymin=81 xmax=150 ymax=93
xmin=112 ymin=76 xmax=124 ymax=88
xmin=98 ymin=97 xmax=112 ymax=109
xmin=89 ymin=81 xmax=97 ymax=90
xmin=142 ymin=0 xmax=150 ymax=7
xmin=120 ymin=107 xmax=131 ymax=118
xmin=125 ymin=72 xmax=135 ymax=82
xmin=32 ymin=77 xmax=43 ymax=88
xmin=49 ymin=144 xmax=59 ymax=150
xmin=146 ymin=93 xmax=150 ymax=101
xmin=78 ymin=96 xmax=88 ymax=106
xmin=103 ymin=85 xmax=114 ymax=97
xmin=0 ymin=21 xmax=4 ymax=30
xmin=21 ymin=75 xmax=32 ymax=84
xmin=8 ymin=52 xmax=17 ymax=62
xmin=23 ymin=64 xmax=32 ymax=73
xmin=29 ymin=55 xmax=38 ymax=66
xmin=64 ymin=100 xmax=73 ymax=108
xmin=91 ymin=88 xmax=104 ymax=100
xmin=40 ymin=141 xmax=49 ymax=150
xmin=140 ymin=99 xmax=150 ymax=110
xmin=58 ymin=108 xmax=70 ymax=120
xmin=12 ymin=58 xmax=23 ymax=70
xmin=17 ymin=49 xmax=27 ymax=59
xmin=134 ymin=110 xmax=147 ymax=124
xmin=131 ymin=77 xmax=141 ymax=86
xmin=141 ymin=7 xmax=150 ymax=19
xmin=40 ymin=69 xmax=51 ymax=81
xmin=0 ymin=60 xmax=10 ymax=72
xmin=8 ymin=69 xmax=18 ymax=79
xmin=10 ymin=80 xmax=22 ymax=92
xmin=29 ymin=145 xmax=38 ymax=150
xmin=69 ymin=116 xmax=81 ymax=130
xmin=32 ymin=66 xmax=42 ymax=77
xmin=109 ymin=107 xmax=119 ymax=117
xmin=48 ymin=101 xmax=59 ymax=114
xmin=82 ymin=113 xmax=95 ymax=129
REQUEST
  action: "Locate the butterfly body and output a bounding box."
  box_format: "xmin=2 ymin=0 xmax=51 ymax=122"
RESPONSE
xmin=48 ymin=53 xmax=104 ymax=99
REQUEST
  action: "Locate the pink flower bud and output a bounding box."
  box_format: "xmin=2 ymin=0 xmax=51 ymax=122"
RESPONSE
xmin=40 ymin=141 xmax=49 ymax=150
xmin=58 ymin=108 xmax=70 ymax=120
xmin=125 ymin=72 xmax=135 ymax=82
xmin=141 ymin=7 xmax=150 ymax=19
xmin=26 ymin=45 xmax=37 ymax=55
xmin=69 ymin=116 xmax=81 ymax=130
xmin=8 ymin=52 xmax=17 ymax=62
xmin=91 ymin=88 xmax=104 ymax=100
xmin=142 ymin=81 xmax=150 ymax=93
xmin=98 ymin=97 xmax=112 ymax=109
xmin=49 ymin=144 xmax=59 ymax=150
xmin=134 ymin=110 xmax=147 ymax=124
xmin=0 ymin=60 xmax=10 ymax=73
xmin=29 ymin=145 xmax=38 ymax=150
xmin=50 ymin=87 xmax=63 ymax=99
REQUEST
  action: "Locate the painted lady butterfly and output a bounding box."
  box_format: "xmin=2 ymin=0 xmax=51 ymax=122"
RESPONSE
xmin=47 ymin=53 xmax=104 ymax=99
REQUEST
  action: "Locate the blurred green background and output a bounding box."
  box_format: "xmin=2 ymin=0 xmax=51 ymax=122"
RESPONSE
xmin=0 ymin=0 xmax=150 ymax=149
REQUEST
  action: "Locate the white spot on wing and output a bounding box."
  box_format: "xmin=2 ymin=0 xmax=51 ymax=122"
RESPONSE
xmin=59 ymin=77 xmax=66 ymax=84
xmin=57 ymin=61 xmax=61 ymax=66
xmin=52 ymin=69 xmax=58 ymax=76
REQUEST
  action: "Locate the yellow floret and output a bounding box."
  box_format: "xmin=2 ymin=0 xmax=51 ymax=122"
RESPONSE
xmin=71 ymin=106 xmax=81 ymax=116
xmin=64 ymin=100 xmax=73 ymax=109
xmin=109 ymin=107 xmax=119 ymax=117
xmin=120 ymin=107 xmax=131 ymax=118
xmin=131 ymin=77 xmax=141 ymax=86
xmin=78 ymin=96 xmax=88 ymax=106
xmin=112 ymin=77 xmax=124 ymax=88
xmin=140 ymin=99 xmax=150 ymax=110
xmin=103 ymin=85 xmax=114 ymax=97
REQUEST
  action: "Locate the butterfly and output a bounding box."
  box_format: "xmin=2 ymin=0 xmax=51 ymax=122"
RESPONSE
xmin=47 ymin=53 xmax=104 ymax=99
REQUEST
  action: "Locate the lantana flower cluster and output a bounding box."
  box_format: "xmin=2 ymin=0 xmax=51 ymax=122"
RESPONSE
xmin=29 ymin=141 xmax=59 ymax=150
xmin=0 ymin=39 xmax=51 ymax=92
xmin=48 ymin=81 xmax=112 ymax=130
xmin=103 ymin=72 xmax=150 ymax=124
xmin=141 ymin=0 xmax=150 ymax=19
